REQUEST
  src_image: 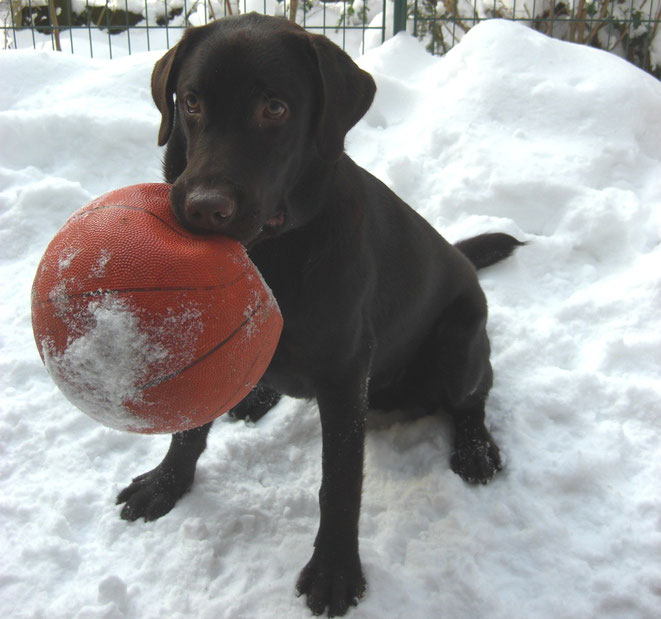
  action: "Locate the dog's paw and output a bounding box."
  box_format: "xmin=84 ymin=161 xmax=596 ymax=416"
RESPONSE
xmin=296 ymin=550 xmax=366 ymax=617
xmin=451 ymin=434 xmax=502 ymax=484
xmin=116 ymin=464 xmax=194 ymax=522
xmin=227 ymin=385 xmax=281 ymax=423
xmin=227 ymin=403 xmax=269 ymax=423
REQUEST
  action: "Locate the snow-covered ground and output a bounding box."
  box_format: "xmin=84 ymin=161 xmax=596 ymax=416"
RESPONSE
xmin=2 ymin=19 xmax=661 ymax=619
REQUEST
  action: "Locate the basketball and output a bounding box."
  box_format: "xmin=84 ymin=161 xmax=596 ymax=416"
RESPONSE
xmin=31 ymin=183 xmax=282 ymax=434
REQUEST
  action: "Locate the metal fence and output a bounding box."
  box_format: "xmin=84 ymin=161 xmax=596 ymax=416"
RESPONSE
xmin=1 ymin=1 xmax=388 ymax=57
xmin=2 ymin=0 xmax=660 ymax=77
xmin=409 ymin=0 xmax=661 ymax=77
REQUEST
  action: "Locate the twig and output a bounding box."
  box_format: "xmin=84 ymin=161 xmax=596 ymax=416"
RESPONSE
xmin=569 ymin=0 xmax=587 ymax=43
xmin=289 ymin=0 xmax=299 ymax=22
xmin=649 ymin=3 xmax=661 ymax=44
xmin=585 ymin=0 xmax=613 ymax=47
xmin=440 ymin=0 xmax=471 ymax=33
xmin=47 ymin=0 xmax=61 ymax=51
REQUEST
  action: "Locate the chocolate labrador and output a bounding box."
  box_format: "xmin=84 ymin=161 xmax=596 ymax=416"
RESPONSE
xmin=116 ymin=13 xmax=522 ymax=616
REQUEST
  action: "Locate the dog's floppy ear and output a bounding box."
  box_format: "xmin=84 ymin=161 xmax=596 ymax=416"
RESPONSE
xmin=151 ymin=38 xmax=191 ymax=147
xmin=308 ymin=34 xmax=376 ymax=162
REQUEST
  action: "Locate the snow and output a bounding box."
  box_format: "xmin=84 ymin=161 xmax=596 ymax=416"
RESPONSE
xmin=40 ymin=295 xmax=167 ymax=432
xmin=2 ymin=18 xmax=661 ymax=618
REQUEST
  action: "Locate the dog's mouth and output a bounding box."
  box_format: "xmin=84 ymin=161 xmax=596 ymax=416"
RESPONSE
xmin=244 ymin=208 xmax=286 ymax=249
xmin=170 ymin=181 xmax=288 ymax=246
xmin=265 ymin=210 xmax=286 ymax=230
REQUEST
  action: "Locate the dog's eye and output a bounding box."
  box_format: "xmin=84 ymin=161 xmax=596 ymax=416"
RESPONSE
xmin=184 ymin=94 xmax=201 ymax=115
xmin=261 ymin=99 xmax=289 ymax=123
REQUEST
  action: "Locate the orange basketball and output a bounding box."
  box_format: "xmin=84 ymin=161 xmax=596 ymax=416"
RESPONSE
xmin=31 ymin=183 xmax=282 ymax=434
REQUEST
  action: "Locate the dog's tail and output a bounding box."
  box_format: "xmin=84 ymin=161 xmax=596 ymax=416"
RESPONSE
xmin=455 ymin=233 xmax=525 ymax=270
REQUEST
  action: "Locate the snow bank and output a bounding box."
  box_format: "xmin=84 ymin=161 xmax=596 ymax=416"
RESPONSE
xmin=1 ymin=19 xmax=660 ymax=619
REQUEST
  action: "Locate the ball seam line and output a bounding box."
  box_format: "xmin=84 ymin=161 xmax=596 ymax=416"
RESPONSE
xmin=32 ymin=271 xmax=249 ymax=307
xmin=136 ymin=301 xmax=264 ymax=391
xmin=74 ymin=203 xmax=193 ymax=240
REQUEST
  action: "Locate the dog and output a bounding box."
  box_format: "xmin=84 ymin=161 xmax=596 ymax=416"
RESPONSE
xmin=116 ymin=13 xmax=522 ymax=616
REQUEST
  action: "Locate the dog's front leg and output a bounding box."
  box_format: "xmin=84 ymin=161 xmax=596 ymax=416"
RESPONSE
xmin=297 ymin=361 xmax=369 ymax=617
xmin=116 ymin=422 xmax=212 ymax=521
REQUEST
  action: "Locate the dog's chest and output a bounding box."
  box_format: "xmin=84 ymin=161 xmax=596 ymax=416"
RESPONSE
xmin=250 ymin=240 xmax=364 ymax=399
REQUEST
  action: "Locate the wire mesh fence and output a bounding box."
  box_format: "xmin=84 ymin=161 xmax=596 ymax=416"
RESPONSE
xmin=1 ymin=0 xmax=659 ymax=77
xmin=411 ymin=0 xmax=661 ymax=77
xmin=0 ymin=1 xmax=388 ymax=58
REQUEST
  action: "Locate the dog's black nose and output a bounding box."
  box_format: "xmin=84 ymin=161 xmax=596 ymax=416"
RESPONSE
xmin=184 ymin=189 xmax=236 ymax=231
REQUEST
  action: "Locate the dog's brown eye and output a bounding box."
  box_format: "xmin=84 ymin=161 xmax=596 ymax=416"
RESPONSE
xmin=262 ymin=99 xmax=289 ymax=122
xmin=184 ymin=94 xmax=201 ymax=115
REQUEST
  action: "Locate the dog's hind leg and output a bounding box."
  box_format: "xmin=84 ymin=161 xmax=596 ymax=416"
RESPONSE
xmin=368 ymin=289 xmax=502 ymax=483
xmin=433 ymin=291 xmax=503 ymax=484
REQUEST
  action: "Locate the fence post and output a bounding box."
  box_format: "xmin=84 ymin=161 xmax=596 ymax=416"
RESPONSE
xmin=393 ymin=0 xmax=407 ymax=34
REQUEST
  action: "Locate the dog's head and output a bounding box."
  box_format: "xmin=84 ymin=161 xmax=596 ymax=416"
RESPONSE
xmin=152 ymin=13 xmax=376 ymax=245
